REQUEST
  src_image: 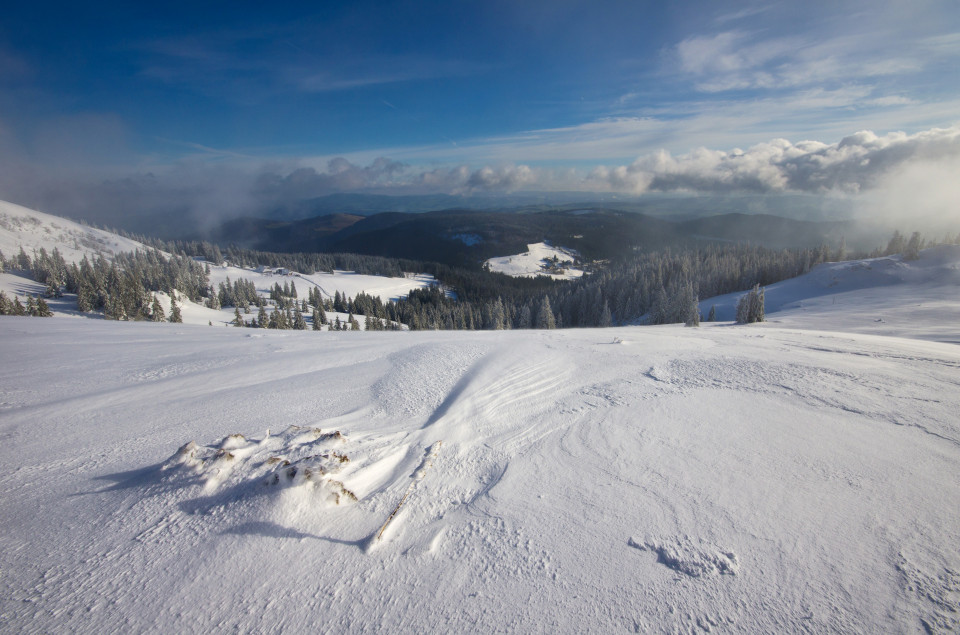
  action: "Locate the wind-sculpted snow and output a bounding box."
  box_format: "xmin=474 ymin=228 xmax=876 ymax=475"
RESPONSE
xmin=628 ymin=536 xmax=740 ymax=578
xmin=1 ymin=319 xmax=959 ymax=632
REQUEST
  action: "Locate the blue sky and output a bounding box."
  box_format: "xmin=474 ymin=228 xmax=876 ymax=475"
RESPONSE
xmin=1 ymin=0 xmax=959 ymax=222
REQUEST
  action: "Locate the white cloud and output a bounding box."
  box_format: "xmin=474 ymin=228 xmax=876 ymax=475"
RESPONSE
xmin=587 ymin=125 xmax=960 ymax=196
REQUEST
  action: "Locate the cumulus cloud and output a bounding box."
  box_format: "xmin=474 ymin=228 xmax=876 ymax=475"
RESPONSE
xmin=588 ymin=125 xmax=960 ymax=196
xmin=254 ymin=157 xmax=409 ymax=202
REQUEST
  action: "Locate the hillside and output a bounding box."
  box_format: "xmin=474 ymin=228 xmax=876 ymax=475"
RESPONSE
xmin=701 ymin=245 xmax=960 ymax=343
xmin=1 ymin=246 xmax=959 ymax=632
xmin=208 ymin=208 xmax=850 ymax=268
xmin=0 ymin=199 xmax=146 ymax=263
xmin=0 ymin=201 xmax=438 ymax=329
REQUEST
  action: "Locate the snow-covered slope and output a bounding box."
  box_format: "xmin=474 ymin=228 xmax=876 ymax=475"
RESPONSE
xmin=2 ymin=307 xmax=959 ymax=632
xmin=206 ymin=265 xmax=436 ymax=305
xmin=2 ymin=204 xmax=960 ymax=631
xmin=486 ymin=242 xmax=584 ymax=280
xmin=701 ymin=245 xmax=960 ymax=342
xmin=0 ymin=200 xmax=436 ymax=327
xmin=0 ymin=199 xmax=145 ymax=263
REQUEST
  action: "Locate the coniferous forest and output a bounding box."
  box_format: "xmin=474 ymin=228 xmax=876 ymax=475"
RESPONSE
xmin=3 ymin=228 xmax=952 ymax=329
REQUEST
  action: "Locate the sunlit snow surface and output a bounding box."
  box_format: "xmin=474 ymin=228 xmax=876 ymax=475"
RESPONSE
xmin=2 ymin=201 xmax=960 ymax=631
xmin=486 ymin=242 xmax=584 ymax=280
xmin=2 ymin=306 xmax=960 ymax=631
xmin=0 ymin=199 xmax=146 ymax=263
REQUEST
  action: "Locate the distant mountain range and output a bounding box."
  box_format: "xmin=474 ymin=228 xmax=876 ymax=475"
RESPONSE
xmin=211 ymin=207 xmax=858 ymax=268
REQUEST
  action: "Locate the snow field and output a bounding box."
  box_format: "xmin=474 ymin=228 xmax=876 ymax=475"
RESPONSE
xmin=485 ymin=242 xmax=584 ymax=280
xmin=1 ymin=319 xmax=958 ymax=632
xmin=701 ymin=245 xmax=960 ymax=342
xmin=0 ymin=199 xmax=146 ymax=264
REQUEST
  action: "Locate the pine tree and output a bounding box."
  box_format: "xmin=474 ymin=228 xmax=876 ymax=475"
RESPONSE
xmin=736 ymin=284 xmax=765 ymax=324
xmin=886 ymin=230 xmax=905 ymax=256
xmin=904 ymin=232 xmax=924 ymax=261
xmin=257 ymin=305 xmax=268 ymax=328
xmin=105 ymin=293 xmax=126 ymax=320
xmin=293 ymin=308 xmax=307 ymax=330
xmin=707 ymin=305 xmax=717 ymax=322
xmin=0 ymin=290 xmax=9 ymax=315
xmin=11 ymin=297 xmax=26 ymax=316
xmin=26 ymin=295 xmax=38 ymax=317
xmin=599 ymin=301 xmax=613 ymax=327
xmin=535 ymin=296 xmax=556 ymax=329
xmin=233 ymin=306 xmax=244 ymax=327
xmin=312 ymin=308 xmax=323 ymax=330
xmin=76 ymin=282 xmax=94 ymax=313
xmin=45 ymin=277 xmax=62 ymax=298
xmin=36 ymin=298 xmax=53 ymax=317
xmin=168 ymin=296 xmax=183 ymax=323
xmin=151 ymin=296 xmax=165 ymax=321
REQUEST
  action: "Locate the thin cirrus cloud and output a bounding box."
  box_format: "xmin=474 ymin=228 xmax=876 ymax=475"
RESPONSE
xmin=137 ymin=33 xmax=486 ymax=99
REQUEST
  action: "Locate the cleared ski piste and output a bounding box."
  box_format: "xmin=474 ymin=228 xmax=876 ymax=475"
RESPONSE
xmin=2 ymin=290 xmax=959 ymax=632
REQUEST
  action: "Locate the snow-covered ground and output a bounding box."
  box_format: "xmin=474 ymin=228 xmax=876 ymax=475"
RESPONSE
xmin=2 ymin=270 xmax=960 ymax=632
xmin=486 ymin=242 xmax=584 ymax=280
xmin=701 ymin=246 xmax=960 ymax=343
xmin=0 ymin=199 xmax=145 ymax=263
xmin=3 ymin=205 xmax=960 ymax=631
xmin=0 ymin=200 xmax=437 ymax=329
xmin=206 ymin=265 xmax=436 ymax=305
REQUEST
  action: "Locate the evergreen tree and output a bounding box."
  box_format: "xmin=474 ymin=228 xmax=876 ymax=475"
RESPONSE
xmin=45 ymin=277 xmax=62 ymax=298
xmin=904 ymin=232 xmax=924 ymax=261
xmin=36 ymin=298 xmax=53 ymax=317
xmin=257 ymin=305 xmax=268 ymax=328
xmin=535 ymin=296 xmax=556 ymax=329
xmin=151 ymin=296 xmax=165 ymax=322
xmin=0 ymin=290 xmax=9 ymax=315
xmin=293 ymin=308 xmax=307 ymax=330
xmin=736 ymin=284 xmax=765 ymax=324
xmin=598 ymin=301 xmax=613 ymax=327
xmin=168 ymin=296 xmax=183 ymax=323
xmin=77 ymin=282 xmax=94 ymax=313
xmin=11 ymin=297 xmax=26 ymax=316
xmin=312 ymin=308 xmax=323 ymax=330
xmin=886 ymin=230 xmax=906 ymax=256
xmin=105 ymin=292 xmax=126 ymax=320
xmin=16 ymin=246 xmax=31 ymax=271
xmin=707 ymin=305 xmax=717 ymax=322
xmin=835 ymin=236 xmax=847 ymax=261
xmin=233 ymin=306 xmax=244 ymax=326
xmin=26 ymin=295 xmax=38 ymax=317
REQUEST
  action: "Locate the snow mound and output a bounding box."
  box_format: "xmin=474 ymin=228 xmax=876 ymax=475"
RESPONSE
xmin=629 ymin=536 xmax=740 ymax=578
xmin=161 ymin=426 xmax=356 ymax=505
xmin=485 ymin=242 xmax=584 ymax=280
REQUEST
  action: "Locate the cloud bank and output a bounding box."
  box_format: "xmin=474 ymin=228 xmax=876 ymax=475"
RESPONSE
xmin=1 ymin=125 xmax=958 ymax=233
xmin=588 ymin=125 xmax=960 ymax=196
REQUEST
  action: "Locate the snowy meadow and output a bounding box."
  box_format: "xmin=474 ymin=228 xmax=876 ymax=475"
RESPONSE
xmin=2 ymin=294 xmax=959 ymax=631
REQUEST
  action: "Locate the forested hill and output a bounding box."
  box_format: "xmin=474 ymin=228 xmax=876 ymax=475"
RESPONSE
xmin=208 ymin=208 xmax=853 ymax=267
